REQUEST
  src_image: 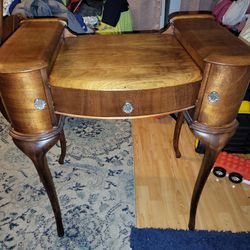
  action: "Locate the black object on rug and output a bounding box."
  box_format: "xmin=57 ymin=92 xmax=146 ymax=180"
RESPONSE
xmin=130 ymin=227 xmax=250 ymax=250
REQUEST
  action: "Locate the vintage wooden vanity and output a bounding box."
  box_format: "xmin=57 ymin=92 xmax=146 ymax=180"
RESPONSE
xmin=0 ymin=8 xmax=250 ymax=236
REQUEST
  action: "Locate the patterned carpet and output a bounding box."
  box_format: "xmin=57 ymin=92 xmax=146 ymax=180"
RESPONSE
xmin=0 ymin=115 xmax=135 ymax=249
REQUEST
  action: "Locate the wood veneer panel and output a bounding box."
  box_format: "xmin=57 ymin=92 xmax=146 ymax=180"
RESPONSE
xmin=0 ymin=20 xmax=65 ymax=73
xmin=50 ymin=34 xmax=201 ymax=91
xmin=0 ymin=71 xmax=53 ymax=133
xmin=51 ymin=82 xmax=200 ymax=118
xmin=50 ymin=33 xmax=202 ymax=117
xmin=174 ymin=18 xmax=250 ymax=68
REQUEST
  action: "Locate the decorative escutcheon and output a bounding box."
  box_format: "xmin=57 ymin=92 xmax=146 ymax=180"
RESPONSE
xmin=122 ymin=101 xmax=134 ymax=114
xmin=34 ymin=98 xmax=47 ymax=110
xmin=208 ymin=91 xmax=220 ymax=103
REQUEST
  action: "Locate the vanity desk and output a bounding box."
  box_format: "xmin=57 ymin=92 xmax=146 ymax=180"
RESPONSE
xmin=0 ymin=14 xmax=250 ymax=236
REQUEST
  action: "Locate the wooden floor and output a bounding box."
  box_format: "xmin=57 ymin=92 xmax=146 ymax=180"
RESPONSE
xmin=132 ymin=116 xmax=250 ymax=232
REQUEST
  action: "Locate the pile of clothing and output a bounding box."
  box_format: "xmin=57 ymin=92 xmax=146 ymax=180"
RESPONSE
xmin=3 ymin=0 xmax=15 ymax=15
xmin=213 ymin=0 xmax=250 ymax=44
xmin=3 ymin=0 xmax=133 ymax=34
xmin=8 ymin=0 xmax=91 ymax=33
xmin=67 ymin=0 xmax=133 ymax=34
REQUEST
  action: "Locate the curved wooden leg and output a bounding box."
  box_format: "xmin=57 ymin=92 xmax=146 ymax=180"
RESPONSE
xmin=188 ymin=146 xmax=219 ymax=230
xmin=188 ymin=120 xmax=238 ymax=230
xmin=173 ymin=112 xmax=184 ymax=158
xmin=58 ymin=130 xmax=66 ymax=165
xmin=12 ymin=133 xmax=64 ymax=237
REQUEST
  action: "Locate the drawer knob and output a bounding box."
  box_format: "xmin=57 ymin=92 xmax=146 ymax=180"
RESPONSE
xmin=122 ymin=101 xmax=134 ymax=114
xmin=208 ymin=91 xmax=220 ymax=103
xmin=34 ymin=98 xmax=47 ymax=110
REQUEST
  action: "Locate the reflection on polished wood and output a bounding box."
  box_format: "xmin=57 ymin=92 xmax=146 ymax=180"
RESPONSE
xmin=50 ymin=34 xmax=201 ymax=90
xmin=133 ymin=116 xmax=250 ymax=232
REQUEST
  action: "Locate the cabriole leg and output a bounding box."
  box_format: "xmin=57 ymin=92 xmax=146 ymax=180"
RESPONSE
xmin=12 ymin=132 xmax=64 ymax=237
xmin=188 ymin=146 xmax=219 ymax=230
xmin=173 ymin=112 xmax=184 ymax=158
xmin=188 ymin=120 xmax=238 ymax=230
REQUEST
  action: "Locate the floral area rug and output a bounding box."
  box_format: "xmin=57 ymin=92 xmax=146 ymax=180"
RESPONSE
xmin=0 ymin=115 xmax=135 ymax=249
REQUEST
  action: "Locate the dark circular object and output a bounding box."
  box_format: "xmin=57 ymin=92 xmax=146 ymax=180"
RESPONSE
xmin=228 ymin=172 xmax=243 ymax=184
xmin=213 ymin=167 xmax=226 ymax=178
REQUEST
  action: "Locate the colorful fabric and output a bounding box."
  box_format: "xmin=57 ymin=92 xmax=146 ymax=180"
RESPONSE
xmin=240 ymin=17 xmax=250 ymax=44
xmin=11 ymin=0 xmax=86 ymax=33
xmin=3 ymin=0 xmax=15 ymax=15
xmin=61 ymin=0 xmax=69 ymax=6
xmin=222 ymin=0 xmax=250 ymax=26
xmin=213 ymin=0 xmax=250 ymax=34
xmin=212 ymin=0 xmax=232 ymax=23
xmin=74 ymin=13 xmax=93 ymax=32
xmin=67 ymin=0 xmax=82 ymax=12
xmin=96 ymin=8 xmax=132 ymax=35
xmin=102 ymin=0 xmax=128 ymax=27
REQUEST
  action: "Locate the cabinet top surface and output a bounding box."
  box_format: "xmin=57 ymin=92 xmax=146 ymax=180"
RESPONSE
xmin=50 ymin=34 xmax=202 ymax=91
xmin=0 ymin=20 xmax=65 ymax=73
xmin=173 ymin=18 xmax=250 ymax=66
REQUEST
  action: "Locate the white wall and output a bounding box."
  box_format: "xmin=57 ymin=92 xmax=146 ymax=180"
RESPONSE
xmin=169 ymin=0 xmax=181 ymax=14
